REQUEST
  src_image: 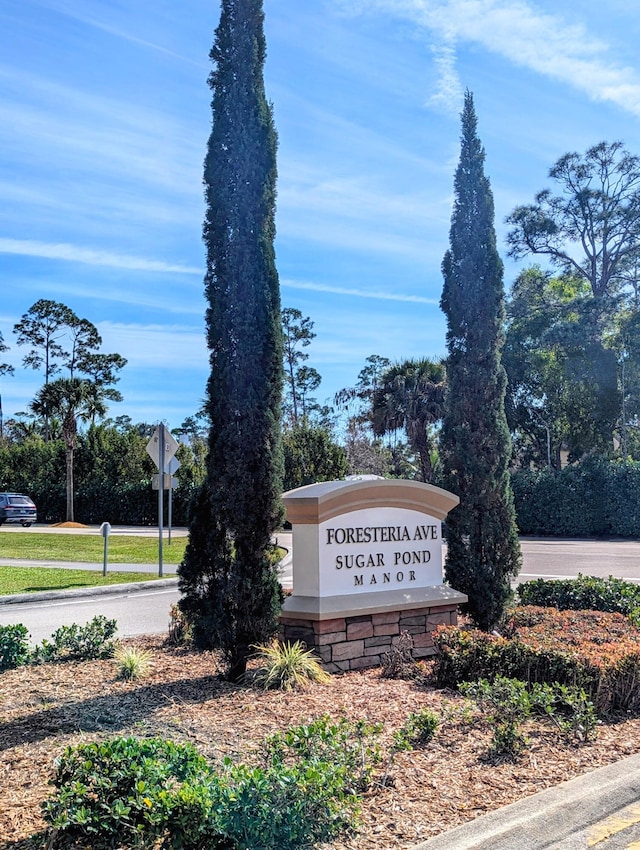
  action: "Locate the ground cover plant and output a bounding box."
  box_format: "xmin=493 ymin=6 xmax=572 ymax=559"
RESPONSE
xmin=6 ymin=634 xmax=640 ymax=850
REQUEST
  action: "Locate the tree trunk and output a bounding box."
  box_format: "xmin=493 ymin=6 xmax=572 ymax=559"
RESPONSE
xmin=65 ymin=444 xmax=74 ymax=523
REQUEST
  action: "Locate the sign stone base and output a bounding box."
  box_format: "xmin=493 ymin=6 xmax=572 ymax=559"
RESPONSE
xmin=279 ymin=586 xmax=467 ymax=673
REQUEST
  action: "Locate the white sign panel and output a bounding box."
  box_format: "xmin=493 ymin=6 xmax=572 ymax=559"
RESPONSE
xmin=316 ymin=507 xmax=443 ymax=596
xmin=146 ymin=426 xmax=180 ymax=471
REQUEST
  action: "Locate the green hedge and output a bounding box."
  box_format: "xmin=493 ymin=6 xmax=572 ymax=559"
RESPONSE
xmin=518 ymin=574 xmax=640 ymax=616
xmin=16 ymin=481 xmax=200 ymax=527
xmin=511 ymin=456 xmax=640 ymax=537
xmin=432 ymin=607 xmax=640 ymax=716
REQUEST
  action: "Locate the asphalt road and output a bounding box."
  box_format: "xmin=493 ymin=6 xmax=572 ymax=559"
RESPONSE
xmin=0 ymin=529 xmax=293 ymax=643
xmin=1 ymin=535 xmax=640 ymax=644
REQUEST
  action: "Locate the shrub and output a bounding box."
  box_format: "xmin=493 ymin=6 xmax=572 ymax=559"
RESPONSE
xmin=250 ymin=639 xmax=331 ymax=690
xmin=511 ymin=456 xmax=640 ymax=538
xmin=381 ymin=708 xmax=440 ymax=787
xmin=188 ymin=716 xmax=382 ymax=848
xmin=394 ymin=708 xmax=439 ymax=749
xmin=460 ymin=676 xmax=597 ymax=757
xmin=42 ymin=736 xmax=216 ymax=849
xmin=266 ymin=714 xmax=382 ymax=796
xmin=460 ymin=676 xmax=532 ymax=757
xmin=380 ymin=631 xmax=419 ymax=680
xmin=433 ymin=607 xmax=640 ymax=716
xmin=167 ymin=602 xmax=193 ymax=646
xmin=34 ymin=615 xmax=118 ymax=662
xmin=44 ymin=717 xmax=385 ymax=849
xmin=529 ymin=682 xmax=598 ymax=743
xmin=0 ymin=623 xmax=31 ymax=670
xmin=518 ymin=574 xmax=640 ymax=619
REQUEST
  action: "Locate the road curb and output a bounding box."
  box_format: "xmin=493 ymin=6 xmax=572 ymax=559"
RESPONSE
xmin=0 ymin=578 xmax=180 ymax=605
xmin=410 ymin=752 xmax=640 ymax=849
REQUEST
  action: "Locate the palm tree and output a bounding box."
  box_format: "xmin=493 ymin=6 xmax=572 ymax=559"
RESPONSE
xmin=31 ymin=378 xmax=106 ymax=522
xmin=0 ymin=330 xmax=15 ymax=440
xmin=370 ymin=357 xmax=446 ymax=483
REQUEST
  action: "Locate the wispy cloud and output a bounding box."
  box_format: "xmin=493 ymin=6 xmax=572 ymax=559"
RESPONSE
xmin=277 ymin=161 xmax=451 ymax=260
xmin=97 ymin=322 xmax=207 ymax=370
xmin=427 ymin=39 xmax=463 ymax=115
xmin=0 ymin=65 xmax=204 ymax=195
xmin=0 ymin=238 xmax=202 ymax=274
xmin=339 ymin=0 xmax=640 ymax=117
xmin=282 ymin=278 xmax=439 ymax=305
xmin=39 ymin=1 xmax=206 ymax=69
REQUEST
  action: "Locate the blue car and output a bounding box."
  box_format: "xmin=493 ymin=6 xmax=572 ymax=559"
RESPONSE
xmin=0 ymin=493 xmax=37 ymax=527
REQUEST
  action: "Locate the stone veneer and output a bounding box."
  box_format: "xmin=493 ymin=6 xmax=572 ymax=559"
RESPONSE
xmin=279 ymin=602 xmax=459 ymax=673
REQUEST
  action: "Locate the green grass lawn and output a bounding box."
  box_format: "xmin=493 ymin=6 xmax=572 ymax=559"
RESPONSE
xmin=0 ymin=531 xmax=184 ymax=594
xmin=0 ymin=565 xmax=177 ymax=595
xmin=0 ymin=531 xmax=187 ymax=564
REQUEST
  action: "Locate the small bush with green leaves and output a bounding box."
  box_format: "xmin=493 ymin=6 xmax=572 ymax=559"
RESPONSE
xmin=33 ymin=615 xmax=118 ymax=663
xmin=381 ymin=708 xmax=440 ymax=787
xmin=266 ymin=714 xmax=383 ymax=796
xmin=42 ymin=736 xmax=216 ymax=849
xmin=220 ymin=716 xmax=381 ymax=848
xmin=394 ymin=708 xmax=439 ymax=750
xmin=529 ymin=682 xmax=598 ymax=743
xmin=461 ymin=676 xmax=532 ymax=757
xmin=250 ymin=639 xmax=331 ymax=690
xmin=461 ymin=676 xmax=598 ymax=758
xmin=0 ymin=623 xmax=31 ymax=670
xmin=44 ymin=716 xmax=385 ymax=849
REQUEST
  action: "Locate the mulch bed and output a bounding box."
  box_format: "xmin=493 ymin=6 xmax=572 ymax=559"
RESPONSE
xmin=3 ymin=635 xmax=640 ymax=850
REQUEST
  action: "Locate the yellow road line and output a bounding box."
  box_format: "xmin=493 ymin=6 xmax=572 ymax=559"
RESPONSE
xmin=587 ymin=803 xmax=640 ymax=846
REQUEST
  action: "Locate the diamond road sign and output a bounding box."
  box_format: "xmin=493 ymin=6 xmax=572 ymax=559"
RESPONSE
xmin=146 ymin=425 xmax=180 ymax=472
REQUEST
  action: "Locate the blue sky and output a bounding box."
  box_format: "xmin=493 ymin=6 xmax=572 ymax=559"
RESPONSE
xmin=1 ymin=0 xmax=640 ymax=432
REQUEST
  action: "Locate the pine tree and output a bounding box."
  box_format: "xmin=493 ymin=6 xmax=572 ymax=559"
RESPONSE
xmin=178 ymin=0 xmax=284 ymax=680
xmin=440 ymin=92 xmax=521 ymax=630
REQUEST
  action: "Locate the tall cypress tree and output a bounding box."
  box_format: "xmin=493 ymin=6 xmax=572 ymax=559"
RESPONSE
xmin=440 ymin=92 xmax=521 ymax=630
xmin=178 ymin=0 xmax=284 ymax=680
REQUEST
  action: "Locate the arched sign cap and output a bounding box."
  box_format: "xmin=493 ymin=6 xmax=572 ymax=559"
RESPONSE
xmin=283 ymin=478 xmax=460 ymax=525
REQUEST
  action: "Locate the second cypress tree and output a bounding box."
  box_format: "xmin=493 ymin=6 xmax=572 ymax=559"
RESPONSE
xmin=440 ymin=92 xmax=521 ymax=630
xmin=178 ymin=0 xmax=284 ymax=680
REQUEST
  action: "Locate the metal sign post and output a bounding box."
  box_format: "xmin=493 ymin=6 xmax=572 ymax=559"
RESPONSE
xmin=158 ymin=425 xmax=165 ymax=576
xmin=166 ymin=457 xmax=180 ymax=545
xmin=146 ymin=423 xmax=180 ymax=578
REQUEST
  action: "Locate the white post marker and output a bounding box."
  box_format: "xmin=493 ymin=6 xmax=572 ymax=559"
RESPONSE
xmin=99 ymin=521 xmax=111 ymax=577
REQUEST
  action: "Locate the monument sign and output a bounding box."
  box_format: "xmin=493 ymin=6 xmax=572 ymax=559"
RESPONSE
xmin=279 ymin=478 xmax=467 ymax=672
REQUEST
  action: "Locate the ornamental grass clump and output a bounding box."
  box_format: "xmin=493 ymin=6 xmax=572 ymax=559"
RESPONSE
xmin=251 ymin=639 xmax=331 ymax=690
xmin=114 ymin=645 xmax=154 ymax=680
xmin=433 ymin=606 xmax=640 ymax=716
